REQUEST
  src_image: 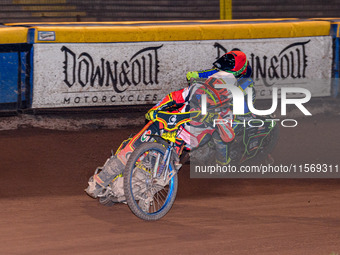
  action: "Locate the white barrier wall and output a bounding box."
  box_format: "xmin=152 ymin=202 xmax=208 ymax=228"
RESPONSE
xmin=32 ymin=36 xmax=332 ymax=108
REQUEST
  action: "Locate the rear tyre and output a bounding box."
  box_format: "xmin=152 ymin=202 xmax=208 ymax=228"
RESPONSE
xmin=245 ymin=123 xmax=280 ymax=165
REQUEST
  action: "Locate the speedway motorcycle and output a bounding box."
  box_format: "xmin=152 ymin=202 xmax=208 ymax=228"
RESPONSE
xmin=110 ymin=110 xmax=279 ymax=220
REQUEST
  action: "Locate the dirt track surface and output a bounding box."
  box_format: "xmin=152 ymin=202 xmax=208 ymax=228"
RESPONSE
xmin=0 ymin=114 xmax=339 ymax=255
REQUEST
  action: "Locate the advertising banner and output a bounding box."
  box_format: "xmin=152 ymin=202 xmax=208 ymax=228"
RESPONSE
xmin=32 ymin=36 xmax=332 ymax=108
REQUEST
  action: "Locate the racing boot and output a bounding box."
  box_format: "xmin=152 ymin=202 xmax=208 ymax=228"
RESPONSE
xmin=85 ymin=155 xmax=125 ymax=198
xmin=85 ymin=175 xmax=106 ymax=198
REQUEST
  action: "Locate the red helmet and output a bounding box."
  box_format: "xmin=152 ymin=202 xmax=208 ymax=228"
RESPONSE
xmin=213 ymin=50 xmax=248 ymax=76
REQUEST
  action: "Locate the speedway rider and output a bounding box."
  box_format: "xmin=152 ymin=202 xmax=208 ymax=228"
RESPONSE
xmin=85 ymin=50 xmax=255 ymax=199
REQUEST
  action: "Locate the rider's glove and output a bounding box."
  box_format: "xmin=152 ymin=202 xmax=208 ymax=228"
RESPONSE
xmin=145 ymin=109 xmax=157 ymax=121
xmin=186 ymin=71 xmax=199 ymax=84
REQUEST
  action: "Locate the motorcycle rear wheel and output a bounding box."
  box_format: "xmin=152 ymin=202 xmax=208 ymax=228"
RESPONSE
xmin=244 ymin=123 xmax=280 ymax=165
xmin=123 ymin=142 xmax=178 ymax=221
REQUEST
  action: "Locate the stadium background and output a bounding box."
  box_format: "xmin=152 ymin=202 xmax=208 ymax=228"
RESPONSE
xmin=0 ymin=1 xmax=340 ymax=255
xmin=0 ymin=0 xmax=340 ymax=22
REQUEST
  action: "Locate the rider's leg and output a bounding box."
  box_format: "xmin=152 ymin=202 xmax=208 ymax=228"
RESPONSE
xmin=212 ymin=131 xmax=231 ymax=165
xmin=173 ymin=138 xmax=185 ymax=170
xmin=85 ymin=121 xmax=161 ymax=198
xmin=213 ymin=109 xmax=235 ymax=165
xmin=85 ymin=154 xmax=125 ymax=198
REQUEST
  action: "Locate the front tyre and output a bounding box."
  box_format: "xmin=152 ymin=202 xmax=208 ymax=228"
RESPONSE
xmin=123 ymin=143 xmax=178 ymax=221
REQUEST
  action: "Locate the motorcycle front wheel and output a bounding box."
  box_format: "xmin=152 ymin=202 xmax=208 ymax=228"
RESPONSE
xmin=123 ymin=142 xmax=178 ymax=221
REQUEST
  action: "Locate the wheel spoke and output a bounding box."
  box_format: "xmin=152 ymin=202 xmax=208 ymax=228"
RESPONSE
xmin=152 ymin=189 xmax=162 ymax=208
xmin=156 ymin=191 xmax=165 ymax=208
xmin=152 ymin=195 xmax=156 ymax=213
xmin=158 ymin=188 xmax=168 ymax=201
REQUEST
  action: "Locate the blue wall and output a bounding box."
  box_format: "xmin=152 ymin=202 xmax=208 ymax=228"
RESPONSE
xmin=0 ymin=44 xmax=31 ymax=111
xmin=0 ymin=52 xmax=19 ymax=103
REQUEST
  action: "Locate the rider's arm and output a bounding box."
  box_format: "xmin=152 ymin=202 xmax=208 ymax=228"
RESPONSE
xmin=145 ymin=87 xmax=190 ymax=120
xmin=197 ymin=68 xmax=220 ymax=78
xmin=186 ymin=68 xmax=219 ymax=81
xmin=155 ymin=87 xmax=189 ymax=110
